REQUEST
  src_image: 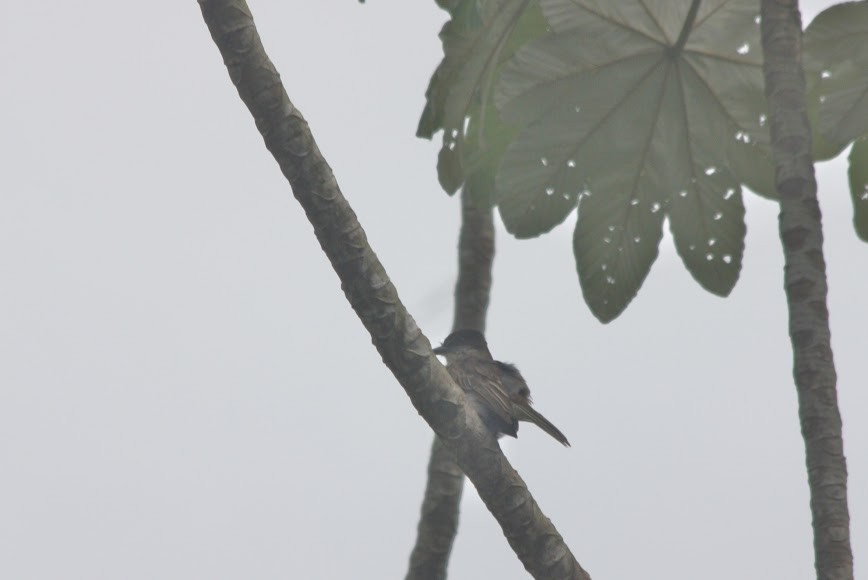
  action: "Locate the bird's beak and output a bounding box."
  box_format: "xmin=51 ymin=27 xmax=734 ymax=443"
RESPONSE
xmin=433 ymin=345 xmax=447 ymax=355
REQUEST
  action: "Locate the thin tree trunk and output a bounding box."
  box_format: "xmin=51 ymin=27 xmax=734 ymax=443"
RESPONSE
xmin=198 ymin=2 xmax=589 ymax=578
xmin=760 ymin=2 xmax=853 ymax=579
xmin=406 ymin=192 xmax=495 ymax=580
xmin=452 ymin=192 xmax=496 ymax=334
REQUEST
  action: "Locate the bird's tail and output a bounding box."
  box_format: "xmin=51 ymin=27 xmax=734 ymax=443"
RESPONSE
xmin=513 ymin=404 xmax=570 ymax=447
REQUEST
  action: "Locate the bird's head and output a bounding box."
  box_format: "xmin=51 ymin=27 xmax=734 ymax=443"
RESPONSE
xmin=433 ymin=329 xmax=490 ymax=357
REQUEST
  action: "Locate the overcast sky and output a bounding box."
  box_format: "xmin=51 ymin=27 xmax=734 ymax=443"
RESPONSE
xmin=1 ymin=2 xmax=865 ymax=579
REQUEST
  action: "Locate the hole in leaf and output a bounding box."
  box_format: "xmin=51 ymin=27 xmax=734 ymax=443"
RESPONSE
xmin=734 ymin=131 xmax=752 ymax=144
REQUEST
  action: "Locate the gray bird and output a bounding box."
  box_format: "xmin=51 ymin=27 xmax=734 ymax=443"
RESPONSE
xmin=433 ymin=329 xmax=570 ymax=447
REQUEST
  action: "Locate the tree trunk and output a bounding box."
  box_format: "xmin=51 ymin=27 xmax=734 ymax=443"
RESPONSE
xmin=760 ymin=2 xmax=853 ymax=579
xmin=406 ymin=191 xmax=495 ymax=580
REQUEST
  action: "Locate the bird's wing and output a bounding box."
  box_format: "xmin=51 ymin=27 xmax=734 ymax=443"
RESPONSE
xmin=449 ymin=362 xmax=517 ymax=436
xmin=494 ymin=360 xmax=532 ymax=402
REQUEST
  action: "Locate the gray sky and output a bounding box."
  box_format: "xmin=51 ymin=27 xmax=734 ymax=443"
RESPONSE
xmin=1 ymin=2 xmax=864 ymax=579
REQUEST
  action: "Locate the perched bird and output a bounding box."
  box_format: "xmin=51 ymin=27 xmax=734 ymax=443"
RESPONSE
xmin=433 ymin=329 xmax=570 ymax=447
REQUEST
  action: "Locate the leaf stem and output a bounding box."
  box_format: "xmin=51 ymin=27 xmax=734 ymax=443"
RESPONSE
xmin=671 ymin=0 xmax=701 ymax=55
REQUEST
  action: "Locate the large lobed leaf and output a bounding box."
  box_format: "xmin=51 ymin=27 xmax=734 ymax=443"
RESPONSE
xmin=803 ymin=2 xmax=868 ymax=245
xmin=417 ymin=0 xmax=543 ymax=194
xmin=803 ymin=1 xmax=868 ymax=151
xmin=495 ymin=0 xmax=768 ymax=322
xmin=848 ymin=138 xmax=868 ymax=243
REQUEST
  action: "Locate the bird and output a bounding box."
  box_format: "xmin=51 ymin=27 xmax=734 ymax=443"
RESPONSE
xmin=433 ymin=329 xmax=570 ymax=447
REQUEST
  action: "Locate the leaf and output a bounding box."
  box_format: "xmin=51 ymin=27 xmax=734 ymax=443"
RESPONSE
xmin=667 ymin=170 xmax=745 ymax=302
xmin=417 ymin=0 xmax=546 ymax=196
xmin=573 ymin=186 xmax=666 ymax=324
xmin=438 ymin=143 xmax=464 ymax=194
xmin=462 ymin=101 xmax=519 ymax=207
xmin=495 ymin=0 xmax=761 ymax=321
xmin=434 ymin=0 xmax=464 ymax=12
xmin=457 ymin=6 xmax=546 ymax=207
xmin=416 ymin=0 xmax=532 ymax=140
xmin=804 ymin=2 xmax=868 ymax=149
xmin=417 ymin=0 xmax=483 ymax=139
xmin=849 ymin=138 xmax=868 ymax=243
xmin=807 ymin=86 xmax=850 ymax=162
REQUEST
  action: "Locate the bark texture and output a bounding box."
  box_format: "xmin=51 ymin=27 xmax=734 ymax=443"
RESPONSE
xmin=407 ymin=192 xmax=495 ymax=580
xmin=406 ymin=437 xmax=466 ymax=580
xmin=760 ymin=2 xmax=853 ymax=579
xmin=452 ymin=192 xmax=496 ymax=334
xmin=198 ymin=2 xmax=588 ymax=578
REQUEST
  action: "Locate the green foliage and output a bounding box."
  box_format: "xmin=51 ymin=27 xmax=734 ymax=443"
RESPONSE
xmin=803 ymin=2 xmax=868 ymax=243
xmin=848 ymin=139 xmax=868 ymax=242
xmin=804 ymin=2 xmax=868 ymax=149
xmin=419 ymin=0 xmax=868 ymax=322
xmin=419 ymin=0 xmax=547 ymax=197
xmin=497 ymin=0 xmax=770 ymax=321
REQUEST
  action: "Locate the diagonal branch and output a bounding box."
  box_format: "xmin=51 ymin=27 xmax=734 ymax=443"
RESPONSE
xmin=407 ymin=191 xmax=495 ymax=580
xmin=198 ymin=2 xmax=589 ymax=578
